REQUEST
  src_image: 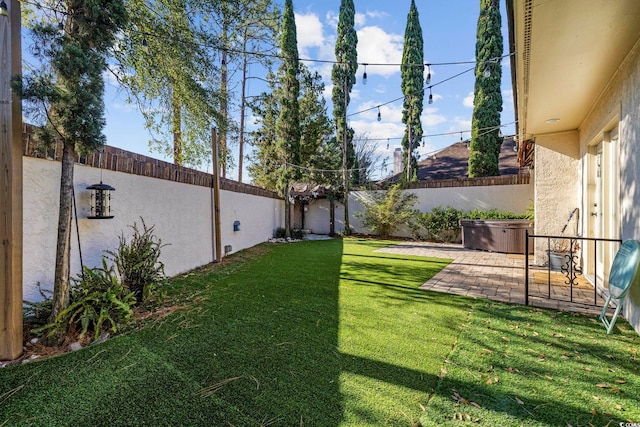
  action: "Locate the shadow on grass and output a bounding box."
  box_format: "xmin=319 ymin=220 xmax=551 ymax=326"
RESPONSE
xmin=4 ymin=239 xmax=630 ymax=426
xmin=421 ymin=300 xmax=640 ymax=426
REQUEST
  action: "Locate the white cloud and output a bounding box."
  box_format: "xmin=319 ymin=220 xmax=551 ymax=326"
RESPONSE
xmin=355 ymin=12 xmax=367 ymax=27
xmin=502 ymin=89 xmax=514 ymax=104
xmin=422 ymin=107 xmax=447 ymax=127
xmin=463 ymin=92 xmax=474 ymax=108
xmin=365 ymin=10 xmax=390 ymax=20
xmin=356 ymin=26 xmax=403 ymax=77
xmin=295 ymin=12 xmax=325 ymax=54
xmin=449 ymin=117 xmax=473 ymax=136
xmin=111 ymin=102 xmax=135 ymax=113
xmin=325 ymin=10 xmax=338 ymax=29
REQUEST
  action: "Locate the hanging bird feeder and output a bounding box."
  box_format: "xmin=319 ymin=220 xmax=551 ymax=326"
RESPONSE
xmin=87 ymin=182 xmax=115 ymax=219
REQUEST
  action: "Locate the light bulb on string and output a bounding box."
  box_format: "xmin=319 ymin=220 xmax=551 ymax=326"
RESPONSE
xmin=483 ymin=65 xmax=491 ymax=78
xmin=377 ymin=106 xmax=381 ymax=122
xmin=142 ymin=36 xmax=149 ymax=53
xmin=460 ymin=132 xmax=463 ymax=142
xmin=425 ymin=64 xmax=431 ymax=85
xmin=428 ymin=87 xmax=433 ymax=104
xmin=362 ymin=64 xmax=368 ymax=85
xmin=58 ymin=21 xmax=64 ymax=33
xmin=0 ymin=0 xmax=8 ymax=17
xmin=386 ymin=139 xmax=389 ymax=150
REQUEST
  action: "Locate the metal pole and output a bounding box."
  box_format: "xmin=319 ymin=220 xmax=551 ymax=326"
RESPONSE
xmin=211 ymin=128 xmax=222 ymax=262
xmin=407 ymin=122 xmax=412 ymax=182
xmin=342 ymin=74 xmax=350 ymax=235
xmin=525 ymin=230 xmax=529 ymax=306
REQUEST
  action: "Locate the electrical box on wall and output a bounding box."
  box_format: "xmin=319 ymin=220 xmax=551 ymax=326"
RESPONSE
xmin=233 ymin=220 xmax=240 ymax=231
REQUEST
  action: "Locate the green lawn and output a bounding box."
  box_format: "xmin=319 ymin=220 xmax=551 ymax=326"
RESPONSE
xmin=420 ymin=301 xmax=640 ymax=427
xmin=1 ymin=238 xmax=638 ymax=426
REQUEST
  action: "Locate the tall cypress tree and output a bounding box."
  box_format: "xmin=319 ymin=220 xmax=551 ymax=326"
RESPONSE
xmin=13 ymin=0 xmax=127 ymax=327
xmin=276 ymin=0 xmax=301 ymax=237
xmin=331 ymin=0 xmax=357 ymax=234
xmin=401 ymin=0 xmax=424 ymax=182
xmin=468 ymin=0 xmax=503 ymax=178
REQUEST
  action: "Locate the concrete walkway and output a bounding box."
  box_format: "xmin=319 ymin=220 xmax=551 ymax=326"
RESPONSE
xmin=376 ymin=241 xmax=609 ymax=315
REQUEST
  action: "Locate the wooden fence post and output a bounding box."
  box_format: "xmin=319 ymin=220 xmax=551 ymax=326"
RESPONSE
xmin=0 ymin=0 xmax=23 ymax=361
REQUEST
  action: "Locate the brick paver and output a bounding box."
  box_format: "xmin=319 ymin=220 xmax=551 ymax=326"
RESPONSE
xmin=376 ymin=242 xmax=609 ymax=315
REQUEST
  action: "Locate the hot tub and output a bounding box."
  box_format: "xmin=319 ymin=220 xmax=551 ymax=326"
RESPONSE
xmin=460 ymin=219 xmax=533 ymax=254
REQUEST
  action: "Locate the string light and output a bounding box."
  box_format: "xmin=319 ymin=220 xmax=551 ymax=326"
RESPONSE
xmin=386 ymin=139 xmax=390 ymax=150
xmin=141 ymin=37 xmax=149 ymax=53
xmin=428 ymin=87 xmax=433 ymax=104
xmin=460 ymin=132 xmax=463 ymax=142
xmin=341 ymin=122 xmax=517 ymax=143
xmin=362 ymin=64 xmax=368 ymax=85
xmin=0 ymin=0 xmax=8 ymax=17
xmin=425 ymin=64 xmax=431 ymax=85
xmin=58 ymin=21 xmax=64 ymax=33
xmin=377 ymin=106 xmax=381 ymax=122
xmin=16 ymin=0 xmax=516 ymax=73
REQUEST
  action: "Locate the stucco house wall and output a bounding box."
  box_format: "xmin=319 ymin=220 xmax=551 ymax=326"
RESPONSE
xmin=576 ymin=38 xmax=640 ymax=333
xmin=530 ymin=132 xmax=581 ymax=264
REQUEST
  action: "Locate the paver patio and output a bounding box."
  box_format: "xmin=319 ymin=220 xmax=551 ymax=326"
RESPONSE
xmin=376 ymin=241 xmax=611 ymax=315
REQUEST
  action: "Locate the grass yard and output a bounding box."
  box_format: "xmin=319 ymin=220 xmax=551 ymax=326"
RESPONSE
xmin=420 ymin=301 xmax=640 ymax=427
xmin=1 ymin=238 xmax=639 ymax=426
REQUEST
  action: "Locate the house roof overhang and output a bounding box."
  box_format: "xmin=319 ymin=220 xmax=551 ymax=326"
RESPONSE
xmin=508 ymin=0 xmax=640 ymax=138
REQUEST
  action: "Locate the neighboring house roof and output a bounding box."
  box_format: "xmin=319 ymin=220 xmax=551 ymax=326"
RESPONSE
xmin=384 ymin=137 xmax=523 ymax=183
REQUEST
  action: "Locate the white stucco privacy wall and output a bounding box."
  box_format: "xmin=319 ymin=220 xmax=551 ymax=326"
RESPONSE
xmin=23 ymin=157 xmax=284 ymax=303
xmin=302 ymin=180 xmax=533 ymax=236
xmin=219 ymin=189 xmax=283 ymax=255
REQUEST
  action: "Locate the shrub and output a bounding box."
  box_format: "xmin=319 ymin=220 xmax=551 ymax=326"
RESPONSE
xmin=23 ymin=283 xmax=53 ymax=329
xmin=37 ymin=260 xmax=136 ymax=341
xmin=274 ymin=227 xmax=304 ymax=239
xmin=417 ymin=206 xmax=466 ymax=242
xmin=107 ymin=219 xmax=166 ymax=303
xmin=465 ymin=208 xmax=529 ymax=220
xmin=291 ymin=228 xmax=304 ymax=240
xmin=415 ymin=206 xmax=532 ymax=243
xmin=274 ymin=227 xmax=286 ymax=238
xmin=356 ymin=184 xmax=418 ymax=238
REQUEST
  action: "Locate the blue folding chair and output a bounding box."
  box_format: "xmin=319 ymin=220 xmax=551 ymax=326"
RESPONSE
xmin=600 ymin=240 xmax=640 ymax=334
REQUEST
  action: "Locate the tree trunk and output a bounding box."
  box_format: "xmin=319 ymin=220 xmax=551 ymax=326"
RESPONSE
xmin=329 ymin=199 xmax=335 ymax=236
xmin=238 ymin=35 xmax=248 ymax=183
xmin=284 ymin=183 xmax=291 ymax=238
xmin=49 ymin=141 xmax=75 ymax=326
xmin=172 ymin=92 xmax=182 ymax=165
xmin=219 ymin=23 xmax=228 ymax=179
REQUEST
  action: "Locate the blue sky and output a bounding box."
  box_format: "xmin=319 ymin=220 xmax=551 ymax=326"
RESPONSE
xmin=99 ymin=0 xmax=514 ymax=181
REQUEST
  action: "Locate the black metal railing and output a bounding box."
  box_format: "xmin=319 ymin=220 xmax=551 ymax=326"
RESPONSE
xmin=524 ymin=232 xmax=622 ymax=306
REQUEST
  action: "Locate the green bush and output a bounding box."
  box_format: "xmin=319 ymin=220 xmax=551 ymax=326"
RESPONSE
xmin=274 ymin=227 xmax=304 ymax=239
xmin=465 ymin=208 xmax=529 ymax=220
xmin=37 ymin=260 xmax=136 ymax=341
xmin=356 ymin=184 xmax=418 ymax=238
xmin=416 ymin=206 xmax=466 ymax=242
xmin=415 ymin=206 xmax=532 ymax=242
xmin=291 ymin=228 xmax=305 ymax=240
xmin=23 ymin=283 xmax=53 ymax=328
xmin=107 ymin=219 xmax=166 ymax=303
